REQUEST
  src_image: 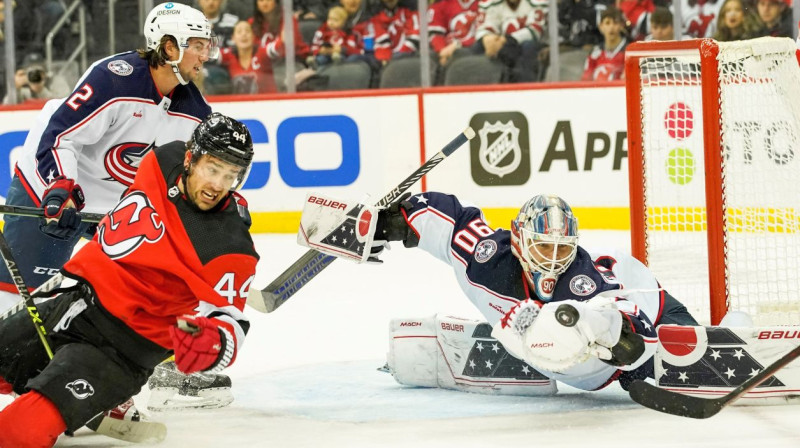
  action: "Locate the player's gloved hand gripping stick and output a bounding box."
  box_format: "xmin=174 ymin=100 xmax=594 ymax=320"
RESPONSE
xmin=247 ymin=127 xmax=476 ymax=313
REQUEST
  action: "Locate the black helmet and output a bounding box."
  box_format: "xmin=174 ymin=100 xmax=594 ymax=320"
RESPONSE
xmin=190 ymin=113 xmax=254 ymax=189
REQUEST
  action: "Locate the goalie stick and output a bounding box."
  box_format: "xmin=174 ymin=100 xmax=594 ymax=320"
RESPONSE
xmin=248 ymin=127 xmax=477 ymax=313
xmin=0 ymin=213 xmax=166 ymax=443
xmin=628 ymin=343 xmax=800 ymax=419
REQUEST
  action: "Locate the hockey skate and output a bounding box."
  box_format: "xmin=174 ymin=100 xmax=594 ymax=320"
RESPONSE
xmin=85 ymin=398 xmax=167 ymax=443
xmin=147 ymin=361 xmax=234 ymax=411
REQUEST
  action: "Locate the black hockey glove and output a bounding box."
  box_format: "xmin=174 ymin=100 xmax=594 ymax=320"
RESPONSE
xmin=39 ymin=176 xmax=86 ymax=240
xmin=375 ymin=192 xmax=420 ymax=248
xmin=497 ymin=35 xmax=522 ymax=67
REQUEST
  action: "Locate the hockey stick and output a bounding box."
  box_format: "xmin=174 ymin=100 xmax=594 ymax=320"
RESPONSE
xmin=628 ymin=343 xmax=800 ymax=419
xmin=0 ymin=204 xmax=105 ymax=223
xmin=0 ymin=227 xmax=166 ymax=442
xmin=247 ymin=127 xmax=477 ymax=313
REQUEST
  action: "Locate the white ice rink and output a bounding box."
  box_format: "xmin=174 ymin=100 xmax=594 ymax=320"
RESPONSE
xmin=3 ymin=231 xmax=800 ymax=447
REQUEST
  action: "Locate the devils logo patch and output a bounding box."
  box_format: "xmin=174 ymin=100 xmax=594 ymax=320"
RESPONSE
xmin=98 ymin=192 xmax=164 ymax=259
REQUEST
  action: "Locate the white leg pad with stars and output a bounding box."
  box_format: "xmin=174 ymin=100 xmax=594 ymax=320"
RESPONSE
xmin=385 ymin=314 xmax=557 ymax=396
xmin=655 ymin=323 xmax=800 ymax=404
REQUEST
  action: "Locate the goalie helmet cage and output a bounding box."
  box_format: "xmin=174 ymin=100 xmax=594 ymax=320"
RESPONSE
xmin=624 ymin=37 xmax=800 ymax=326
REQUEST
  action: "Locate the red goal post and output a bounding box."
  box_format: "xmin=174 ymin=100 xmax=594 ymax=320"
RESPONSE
xmin=624 ymin=37 xmax=800 ymax=326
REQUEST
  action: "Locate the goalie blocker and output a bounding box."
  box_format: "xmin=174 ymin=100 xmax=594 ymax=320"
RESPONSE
xmin=384 ymin=314 xmax=557 ymax=396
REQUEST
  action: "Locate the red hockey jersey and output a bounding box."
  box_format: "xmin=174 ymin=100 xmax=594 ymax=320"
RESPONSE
xmin=219 ymin=45 xmax=278 ymax=94
xmin=371 ymin=7 xmax=420 ymax=61
xmin=428 ymin=0 xmax=479 ymax=53
xmin=581 ymin=38 xmax=628 ymax=82
xmin=63 ymin=142 xmax=259 ymax=357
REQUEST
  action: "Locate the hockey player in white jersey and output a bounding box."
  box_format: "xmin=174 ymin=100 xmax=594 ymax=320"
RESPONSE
xmin=359 ymin=192 xmax=699 ymax=391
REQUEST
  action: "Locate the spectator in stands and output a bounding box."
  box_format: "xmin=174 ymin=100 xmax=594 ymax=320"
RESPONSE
xmin=219 ymin=20 xmax=278 ymax=93
xmin=249 ymin=0 xmax=311 ymax=63
xmin=428 ymin=0 xmax=479 ymax=68
xmin=307 ymin=6 xmax=352 ymax=69
xmin=473 ymin=0 xmax=548 ymax=83
xmin=581 ymin=6 xmax=628 ymax=82
xmin=756 ymin=0 xmax=793 ymax=38
xmin=371 ymin=0 xmax=419 ymax=63
xmin=2 ymin=54 xmax=59 ymax=105
xmin=558 ymin=0 xmax=615 ymax=49
xmin=712 ymin=0 xmax=764 ymax=42
xmin=294 ymin=0 xmax=340 ymax=20
xmin=680 ymin=0 xmax=723 ymax=38
xmin=337 ymin=0 xmax=385 ymax=83
xmin=618 ymin=0 xmax=655 ymax=42
xmin=197 ymin=0 xmax=240 ymax=47
xmin=645 ymin=6 xmax=680 ymax=40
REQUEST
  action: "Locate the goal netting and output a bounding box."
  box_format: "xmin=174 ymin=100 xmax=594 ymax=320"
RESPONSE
xmin=625 ymin=37 xmax=800 ymax=326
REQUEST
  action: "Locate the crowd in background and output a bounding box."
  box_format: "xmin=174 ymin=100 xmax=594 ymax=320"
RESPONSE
xmin=1 ymin=0 xmax=797 ymax=102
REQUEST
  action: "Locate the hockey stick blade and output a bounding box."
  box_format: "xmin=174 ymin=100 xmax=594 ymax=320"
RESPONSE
xmin=248 ymin=127 xmax=476 ymax=313
xmin=629 ymin=342 xmax=800 ymax=418
xmin=86 ymin=414 xmax=167 ymax=443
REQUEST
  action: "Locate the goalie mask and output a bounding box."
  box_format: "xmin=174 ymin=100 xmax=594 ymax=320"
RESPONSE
xmin=144 ymin=3 xmax=220 ymax=84
xmin=188 ymin=113 xmax=254 ymax=190
xmin=510 ymin=194 xmax=579 ymax=302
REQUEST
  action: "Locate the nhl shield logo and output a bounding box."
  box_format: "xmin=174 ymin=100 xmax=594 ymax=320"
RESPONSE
xmin=478 ymin=121 xmax=522 ymax=178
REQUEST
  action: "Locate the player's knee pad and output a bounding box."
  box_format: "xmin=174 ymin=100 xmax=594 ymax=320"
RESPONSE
xmin=386 ymin=314 xmax=557 ymax=396
xmin=0 ymin=391 xmax=66 ymax=448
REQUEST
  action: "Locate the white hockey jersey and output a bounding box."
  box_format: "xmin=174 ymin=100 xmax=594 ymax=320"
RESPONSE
xmin=475 ymin=0 xmax=548 ymax=44
xmin=15 ymin=52 xmax=211 ymax=214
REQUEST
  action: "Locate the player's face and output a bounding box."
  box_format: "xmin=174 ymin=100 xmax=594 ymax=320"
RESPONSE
xmin=178 ymin=37 xmax=214 ymax=82
xmin=528 ymin=242 xmax=575 ymax=273
xmin=184 ymin=154 xmax=244 ymax=210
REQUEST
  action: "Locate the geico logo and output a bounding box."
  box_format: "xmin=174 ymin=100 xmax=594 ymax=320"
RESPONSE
xmin=307 ymin=196 xmax=346 ymax=210
xmin=0 ymin=114 xmax=361 ymax=195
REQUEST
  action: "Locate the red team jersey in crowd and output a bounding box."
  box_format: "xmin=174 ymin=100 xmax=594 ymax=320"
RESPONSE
xmin=219 ymin=46 xmax=278 ymax=94
xmin=63 ymin=143 xmax=259 ymax=357
xmin=371 ymin=7 xmax=420 ymax=61
xmin=310 ymin=25 xmax=359 ymax=57
xmin=680 ymin=0 xmax=721 ymax=38
xmin=618 ymin=0 xmax=654 ymax=42
xmin=582 ymin=38 xmax=628 ymax=82
xmin=249 ymin=16 xmax=311 ymax=60
xmin=428 ymin=0 xmax=479 ymax=53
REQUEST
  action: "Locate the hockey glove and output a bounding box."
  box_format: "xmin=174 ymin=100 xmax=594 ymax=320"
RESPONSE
xmin=39 ymin=176 xmax=85 ymax=240
xmin=375 ymin=192 xmax=419 ymax=248
xmin=169 ymin=316 xmax=234 ymax=375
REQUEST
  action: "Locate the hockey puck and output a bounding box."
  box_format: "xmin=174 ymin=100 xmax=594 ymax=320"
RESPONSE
xmin=555 ymin=304 xmax=579 ymax=327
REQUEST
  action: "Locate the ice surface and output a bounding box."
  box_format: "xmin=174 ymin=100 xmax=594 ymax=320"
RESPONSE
xmin=2 ymin=232 xmax=799 ymax=447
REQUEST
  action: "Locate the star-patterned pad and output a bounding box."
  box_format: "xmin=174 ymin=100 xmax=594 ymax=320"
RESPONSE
xmin=461 ymin=323 xmax=549 ymax=381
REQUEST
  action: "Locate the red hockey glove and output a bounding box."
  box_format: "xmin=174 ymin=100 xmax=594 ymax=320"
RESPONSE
xmin=169 ymin=316 xmax=232 ymax=374
xmin=39 ymin=176 xmax=85 ymax=240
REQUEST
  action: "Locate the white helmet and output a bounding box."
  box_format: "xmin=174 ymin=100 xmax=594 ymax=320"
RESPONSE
xmin=143 ymin=3 xmax=219 ymax=83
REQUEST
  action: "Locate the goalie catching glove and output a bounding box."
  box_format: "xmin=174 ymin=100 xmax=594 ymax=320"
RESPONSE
xmin=169 ymin=316 xmax=236 ymax=375
xmin=492 ymin=296 xmax=645 ymax=373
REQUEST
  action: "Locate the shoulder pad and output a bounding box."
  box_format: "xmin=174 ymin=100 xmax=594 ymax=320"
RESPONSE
xmin=231 ymin=191 xmax=252 ymax=228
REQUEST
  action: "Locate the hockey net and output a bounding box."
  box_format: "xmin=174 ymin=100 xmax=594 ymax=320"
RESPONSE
xmin=625 ymin=37 xmax=800 ymax=326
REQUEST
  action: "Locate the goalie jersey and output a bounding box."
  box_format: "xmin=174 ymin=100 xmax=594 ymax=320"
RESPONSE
xmin=15 ymin=51 xmax=210 ymax=214
xmin=62 ymin=142 xmax=259 ymax=360
xmin=403 ymin=192 xmax=661 ymax=390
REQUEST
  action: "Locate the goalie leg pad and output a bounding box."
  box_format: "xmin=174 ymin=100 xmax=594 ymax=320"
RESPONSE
xmin=387 ymin=314 xmax=556 ymax=396
xmin=656 ymin=324 xmax=800 ymax=404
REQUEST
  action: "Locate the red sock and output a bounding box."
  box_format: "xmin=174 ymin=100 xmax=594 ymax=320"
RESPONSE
xmin=0 ymin=376 xmax=11 ymax=395
xmin=0 ymin=391 xmax=67 ymax=448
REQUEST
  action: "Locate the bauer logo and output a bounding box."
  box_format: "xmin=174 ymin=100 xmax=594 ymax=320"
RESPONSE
xmin=469 ymin=112 xmax=530 ymax=186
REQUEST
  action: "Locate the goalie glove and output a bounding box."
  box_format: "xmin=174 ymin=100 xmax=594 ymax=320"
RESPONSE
xmin=491 ymin=299 xmax=543 ymax=363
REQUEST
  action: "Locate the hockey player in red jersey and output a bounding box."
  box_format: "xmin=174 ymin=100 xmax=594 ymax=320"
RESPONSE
xmin=0 ymin=113 xmax=259 ymax=447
